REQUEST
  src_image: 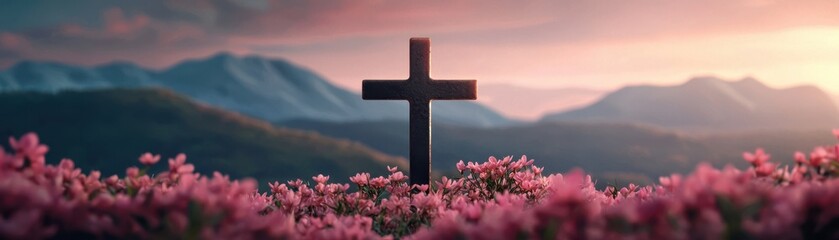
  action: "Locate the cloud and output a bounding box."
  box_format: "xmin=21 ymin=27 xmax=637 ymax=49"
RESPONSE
xmin=0 ymin=32 xmax=28 ymax=49
xmin=1 ymin=0 xmax=838 ymax=70
xmin=101 ymin=8 xmax=151 ymax=38
xmin=41 ymin=7 xmax=207 ymax=46
xmin=115 ymin=0 xmax=558 ymax=46
xmin=0 ymin=0 xmax=560 ymax=68
xmin=0 ymin=32 xmax=28 ymax=67
xmin=0 ymin=5 xmax=220 ymax=68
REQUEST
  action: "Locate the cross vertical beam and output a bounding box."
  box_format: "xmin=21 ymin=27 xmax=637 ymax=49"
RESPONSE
xmin=409 ymin=38 xmax=432 ymax=186
xmin=362 ymin=38 xmax=477 ymax=186
xmin=409 ymin=100 xmax=431 ymax=185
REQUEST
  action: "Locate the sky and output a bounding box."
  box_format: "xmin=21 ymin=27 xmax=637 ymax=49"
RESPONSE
xmin=2 ymin=0 xmax=839 ymax=94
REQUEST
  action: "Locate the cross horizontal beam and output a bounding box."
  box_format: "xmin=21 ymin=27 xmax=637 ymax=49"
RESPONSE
xmin=361 ymin=80 xmax=477 ymax=102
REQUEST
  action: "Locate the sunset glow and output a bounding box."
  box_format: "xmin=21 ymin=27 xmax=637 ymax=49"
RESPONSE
xmin=4 ymin=2 xmax=839 ymax=238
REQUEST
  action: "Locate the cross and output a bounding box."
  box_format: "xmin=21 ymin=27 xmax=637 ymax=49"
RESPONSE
xmin=362 ymin=38 xmax=477 ymax=186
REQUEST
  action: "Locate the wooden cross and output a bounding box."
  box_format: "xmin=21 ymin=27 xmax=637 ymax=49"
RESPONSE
xmin=362 ymin=38 xmax=477 ymax=185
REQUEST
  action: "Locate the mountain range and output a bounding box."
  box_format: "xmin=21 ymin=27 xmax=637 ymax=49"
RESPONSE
xmin=0 ymin=89 xmax=407 ymax=184
xmin=0 ymin=53 xmax=513 ymax=127
xmin=3 ymin=53 xmax=838 ymax=186
xmin=543 ymin=76 xmax=839 ymax=131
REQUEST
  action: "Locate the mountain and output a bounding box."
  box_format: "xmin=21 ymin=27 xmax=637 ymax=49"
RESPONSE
xmin=0 ymin=89 xmax=408 ymax=184
xmin=0 ymin=53 xmax=514 ymax=127
xmin=280 ymin=119 xmax=836 ymax=187
xmin=478 ymin=84 xmax=606 ymax=120
xmin=542 ymin=76 xmax=839 ymax=131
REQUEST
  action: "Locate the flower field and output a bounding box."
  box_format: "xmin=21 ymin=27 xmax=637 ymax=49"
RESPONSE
xmin=2 ymin=132 xmax=839 ymax=239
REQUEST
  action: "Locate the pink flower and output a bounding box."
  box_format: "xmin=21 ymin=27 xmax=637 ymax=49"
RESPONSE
xmin=349 ymin=173 xmax=370 ymax=186
xmin=268 ymin=181 xmax=288 ymax=195
xmin=435 ymin=176 xmax=458 ymax=192
xmin=279 ymin=192 xmax=301 ymax=213
xmin=456 ymin=160 xmax=466 ymax=173
xmin=126 ymin=166 xmax=140 ymax=178
xmin=6 ymin=133 xmax=48 ymax=172
xmin=312 ymin=174 xmax=330 ymax=184
xmin=789 ymin=166 xmax=807 ymax=183
xmin=138 ymin=152 xmax=160 ymax=165
xmin=531 ymin=166 xmax=544 ymax=175
xmin=381 ymin=197 xmax=411 ymax=215
xmin=287 ymin=179 xmax=304 ymax=188
xmin=168 ymin=153 xmax=194 ymax=175
xmin=8 ymin=133 xmax=48 ymax=161
xmin=743 ymin=148 xmax=770 ymax=166
xmin=794 ymin=151 xmax=807 ymax=165
xmin=412 ymin=193 xmax=442 ymax=211
xmin=659 ymin=174 xmax=682 ymax=190
xmin=755 ymin=162 xmax=777 ymax=177
xmin=370 ymin=176 xmax=390 ymax=188
xmin=809 ymin=147 xmax=829 ymax=167
xmin=509 ymin=155 xmax=533 ymax=171
xmin=388 ymin=171 xmax=407 ymax=182
xmin=7 ymin=131 xmax=839 ymax=239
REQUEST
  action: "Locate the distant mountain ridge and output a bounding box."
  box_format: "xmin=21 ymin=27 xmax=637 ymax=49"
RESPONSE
xmin=0 ymin=53 xmax=514 ymax=127
xmin=542 ymin=76 xmax=839 ymax=131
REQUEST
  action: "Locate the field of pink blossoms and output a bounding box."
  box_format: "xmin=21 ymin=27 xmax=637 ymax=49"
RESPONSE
xmin=2 ymin=132 xmax=839 ymax=239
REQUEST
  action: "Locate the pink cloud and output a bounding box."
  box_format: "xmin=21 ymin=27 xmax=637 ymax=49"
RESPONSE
xmin=53 ymin=8 xmax=172 ymax=41
xmin=103 ymin=8 xmax=151 ymax=38
xmin=0 ymin=33 xmax=29 ymax=50
xmin=55 ymin=8 xmax=156 ymax=41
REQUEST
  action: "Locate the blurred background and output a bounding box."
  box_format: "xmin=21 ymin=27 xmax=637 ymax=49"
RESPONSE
xmin=1 ymin=0 xmax=838 ymax=186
